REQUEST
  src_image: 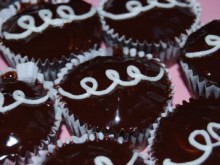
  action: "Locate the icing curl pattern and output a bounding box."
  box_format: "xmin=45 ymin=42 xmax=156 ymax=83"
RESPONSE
xmin=186 ymin=34 xmax=220 ymax=58
xmin=58 ymin=65 xmax=165 ymax=100
xmin=163 ymin=122 xmax=220 ymax=165
xmin=3 ymin=5 xmax=96 ymax=40
xmin=0 ymin=90 xmax=49 ymax=113
xmin=94 ymin=152 xmax=139 ymax=165
xmin=98 ymin=0 xmax=195 ymax=20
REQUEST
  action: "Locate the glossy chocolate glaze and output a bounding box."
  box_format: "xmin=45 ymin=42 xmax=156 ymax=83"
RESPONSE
xmin=59 ymin=56 xmax=172 ymax=133
xmin=0 ymin=71 xmax=55 ymax=163
xmin=182 ymin=20 xmax=220 ymax=85
xmin=104 ymin=0 xmax=196 ymax=43
xmin=1 ymin=0 xmax=102 ymax=60
xmin=151 ymin=98 xmax=220 ymax=164
xmin=45 ymin=138 xmax=144 ymax=165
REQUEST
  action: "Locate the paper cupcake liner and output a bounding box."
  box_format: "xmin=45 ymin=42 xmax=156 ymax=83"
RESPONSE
xmin=179 ymin=60 xmax=220 ymax=98
xmin=0 ymin=62 xmax=62 ymax=165
xmin=145 ymin=103 xmax=176 ymax=165
xmin=29 ymin=133 xmax=148 ymax=165
xmin=54 ymin=47 xmax=174 ymax=148
xmin=0 ymin=0 xmax=100 ymax=81
xmin=98 ymin=0 xmax=201 ymax=66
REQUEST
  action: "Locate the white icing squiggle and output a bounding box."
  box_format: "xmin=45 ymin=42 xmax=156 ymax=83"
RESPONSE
xmin=186 ymin=34 xmax=220 ymax=58
xmin=98 ymin=0 xmax=194 ymax=20
xmin=3 ymin=5 xmax=96 ymax=40
xmin=94 ymin=152 xmax=139 ymax=165
xmin=58 ymin=65 xmax=165 ymax=100
xmin=163 ymin=122 xmax=220 ymax=165
xmin=0 ymin=90 xmax=49 ymax=113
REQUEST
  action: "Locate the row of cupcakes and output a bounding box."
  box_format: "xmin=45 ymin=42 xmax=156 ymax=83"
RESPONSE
xmin=0 ymin=0 xmax=201 ymax=81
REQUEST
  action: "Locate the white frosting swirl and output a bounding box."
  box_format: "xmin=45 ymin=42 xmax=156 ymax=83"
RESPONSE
xmin=58 ymin=65 xmax=165 ymax=100
xmin=94 ymin=152 xmax=139 ymax=165
xmin=186 ymin=34 xmax=220 ymax=58
xmin=163 ymin=122 xmax=220 ymax=165
xmin=98 ymin=0 xmax=194 ymax=20
xmin=3 ymin=5 xmax=96 ymax=40
xmin=0 ymin=90 xmax=49 ymax=113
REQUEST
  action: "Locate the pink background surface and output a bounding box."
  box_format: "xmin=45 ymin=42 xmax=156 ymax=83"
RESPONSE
xmin=0 ymin=0 xmax=220 ymax=139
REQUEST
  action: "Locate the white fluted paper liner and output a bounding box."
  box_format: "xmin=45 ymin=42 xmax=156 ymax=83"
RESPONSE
xmin=54 ymin=47 xmax=174 ymax=148
xmin=29 ymin=133 xmax=148 ymax=165
xmin=145 ymin=104 xmax=175 ymax=165
xmin=0 ymin=62 xmax=62 ymax=165
xmin=0 ymin=0 xmax=99 ymax=81
xmin=98 ymin=0 xmax=201 ymax=66
xmin=179 ymin=60 xmax=220 ymax=98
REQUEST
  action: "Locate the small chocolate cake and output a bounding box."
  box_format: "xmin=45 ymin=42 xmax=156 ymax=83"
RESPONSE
xmin=150 ymin=98 xmax=220 ymax=164
xmin=44 ymin=138 xmax=145 ymax=165
xmin=0 ymin=71 xmax=56 ymax=163
xmin=181 ymin=20 xmax=220 ymax=87
xmin=1 ymin=0 xmax=102 ymax=60
xmin=57 ymin=55 xmax=172 ymax=135
xmin=102 ymin=0 xmax=196 ymax=43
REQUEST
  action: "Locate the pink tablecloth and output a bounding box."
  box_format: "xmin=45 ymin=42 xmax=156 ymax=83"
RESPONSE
xmin=0 ymin=0 xmax=220 ymax=139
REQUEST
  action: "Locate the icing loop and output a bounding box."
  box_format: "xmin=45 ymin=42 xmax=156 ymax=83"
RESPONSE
xmin=94 ymin=156 xmax=113 ymax=165
xmin=0 ymin=90 xmax=49 ymax=113
xmin=163 ymin=122 xmax=220 ymax=165
xmin=186 ymin=34 xmax=220 ymax=58
xmin=58 ymin=65 xmax=165 ymax=100
xmin=3 ymin=5 xmax=96 ymax=40
xmin=98 ymin=0 xmax=194 ymax=20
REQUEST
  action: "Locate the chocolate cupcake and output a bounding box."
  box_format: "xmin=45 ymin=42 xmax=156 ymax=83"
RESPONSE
xmin=30 ymin=133 xmax=147 ymax=165
xmin=0 ymin=63 xmax=61 ymax=165
xmin=55 ymin=48 xmax=173 ymax=147
xmin=98 ymin=0 xmax=201 ymax=65
xmin=180 ymin=20 xmax=220 ymax=98
xmin=0 ymin=0 xmax=102 ymax=80
xmin=147 ymin=98 xmax=220 ymax=165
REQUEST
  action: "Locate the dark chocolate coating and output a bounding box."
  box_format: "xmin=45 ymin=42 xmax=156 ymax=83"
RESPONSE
xmin=0 ymin=72 xmax=55 ymax=163
xmin=45 ymin=138 xmax=144 ymax=165
xmin=59 ymin=56 xmax=172 ymax=133
xmin=1 ymin=0 xmax=102 ymax=60
xmin=181 ymin=20 xmax=220 ymax=86
xmin=151 ymin=98 xmax=220 ymax=165
xmin=103 ymin=0 xmax=196 ymax=43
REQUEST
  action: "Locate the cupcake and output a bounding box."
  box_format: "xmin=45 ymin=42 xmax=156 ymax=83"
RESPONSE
xmin=55 ymin=48 xmax=173 ymax=147
xmin=30 ymin=133 xmax=147 ymax=165
xmin=147 ymin=98 xmax=220 ymax=165
xmin=98 ymin=0 xmax=201 ymax=65
xmin=0 ymin=63 xmax=61 ymax=165
xmin=0 ymin=0 xmax=102 ymax=80
xmin=180 ymin=20 xmax=220 ymax=98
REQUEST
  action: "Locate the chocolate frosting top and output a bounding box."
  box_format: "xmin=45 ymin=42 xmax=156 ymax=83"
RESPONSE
xmin=58 ymin=56 xmax=172 ymax=133
xmin=1 ymin=0 xmax=102 ymax=60
xmin=45 ymin=138 xmax=144 ymax=165
xmin=103 ymin=0 xmax=196 ymax=43
xmin=181 ymin=20 xmax=220 ymax=85
xmin=0 ymin=71 xmax=55 ymax=163
xmin=151 ymin=98 xmax=220 ymax=164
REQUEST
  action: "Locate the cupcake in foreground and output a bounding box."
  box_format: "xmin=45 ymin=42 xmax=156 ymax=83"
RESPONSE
xmin=180 ymin=20 xmax=220 ymax=98
xmin=0 ymin=63 xmax=61 ymax=165
xmin=55 ymin=48 xmax=173 ymax=147
xmin=30 ymin=134 xmax=147 ymax=165
xmin=98 ymin=0 xmax=201 ymax=65
xmin=147 ymin=98 xmax=220 ymax=165
xmin=0 ymin=0 xmax=102 ymax=80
